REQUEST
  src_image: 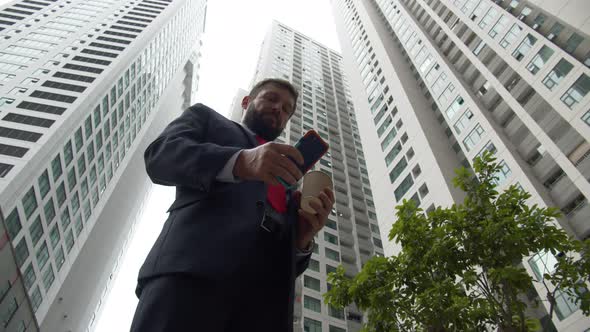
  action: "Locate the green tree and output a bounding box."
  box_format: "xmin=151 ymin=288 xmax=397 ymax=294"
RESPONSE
xmin=325 ymin=153 xmax=590 ymax=331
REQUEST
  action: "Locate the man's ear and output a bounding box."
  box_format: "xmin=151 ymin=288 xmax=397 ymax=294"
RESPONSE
xmin=241 ymin=95 xmax=250 ymax=110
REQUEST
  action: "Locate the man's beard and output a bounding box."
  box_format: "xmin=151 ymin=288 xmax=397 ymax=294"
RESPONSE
xmin=242 ymin=103 xmax=284 ymax=141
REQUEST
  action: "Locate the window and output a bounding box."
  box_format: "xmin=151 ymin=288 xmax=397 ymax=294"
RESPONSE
xmin=308 ymin=258 xmax=320 ymax=272
xmin=385 ymin=142 xmax=402 ymax=166
xmin=304 ymin=295 xmax=322 ymax=313
xmin=84 ymin=115 xmax=93 ymax=138
xmin=325 ymin=248 xmax=340 ymax=262
xmin=479 ymin=7 xmax=497 ymax=30
xmin=5 ymin=209 xmax=22 ymax=239
xmin=55 ymin=246 xmax=65 ymax=271
xmin=30 ymin=216 xmax=44 ymax=246
xmin=44 ymin=198 xmax=55 ymax=222
xmin=500 ymin=24 xmax=522 ymax=48
xmin=37 ymin=170 xmax=50 ymax=198
xmin=526 ymin=46 xmax=554 ymax=75
xmin=329 ymin=325 xmax=346 ymax=332
xmin=67 ymin=167 xmax=77 ymax=191
xmin=74 ymin=127 xmax=84 ymax=151
xmin=64 ymin=141 xmax=73 ymax=166
xmin=394 ymin=174 xmax=414 ymax=201
xmin=543 ymin=59 xmax=573 ymax=91
xmin=377 ymin=115 xmax=393 ymax=137
xmin=304 ymin=317 xmax=322 ymax=332
xmin=473 ymin=40 xmax=486 ymax=56
xmin=554 ymin=288 xmax=581 ymax=320
xmin=561 ymin=74 xmax=590 ymax=109
xmin=15 ymin=238 xmax=29 ymax=267
xmin=489 ymin=15 xmax=509 ymax=39
xmin=304 ymin=275 xmax=321 ymax=291
xmin=454 ymin=109 xmax=474 ymax=134
xmin=582 ymin=111 xmax=590 ymax=127
xmin=22 ymin=186 xmax=37 ymax=219
xmin=23 ymin=263 xmax=35 ymax=290
xmin=326 ymin=219 xmax=337 ymax=230
xmin=373 ymin=237 xmax=383 ymax=248
xmin=51 ymin=155 xmax=62 ymax=181
xmin=49 ymin=223 xmax=60 ymax=249
xmin=389 ymin=157 xmax=408 ymax=183
xmin=36 ymin=241 xmax=49 ymax=270
xmin=31 ymin=286 xmax=42 ymax=312
xmin=373 ymin=104 xmax=387 ymax=125
xmin=324 ymin=232 xmax=338 ymax=245
xmin=564 ymin=33 xmax=583 ymax=54
xmin=42 ymin=264 xmax=55 ymax=291
xmin=494 ymin=161 xmax=511 ymax=185
xmin=463 ymin=124 xmax=485 ymax=151
xmin=380 ymin=127 xmax=397 ymax=151
xmin=512 ymin=34 xmax=537 ymax=61
xmin=65 ymin=229 xmax=75 ymax=253
xmin=445 ymin=96 xmax=464 ymax=119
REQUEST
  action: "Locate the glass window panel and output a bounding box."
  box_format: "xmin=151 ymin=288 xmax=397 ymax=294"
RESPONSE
xmin=526 ymin=46 xmax=554 ymax=75
xmin=38 ymin=170 xmax=50 ymax=198
xmin=542 ymin=59 xmax=573 ymax=91
xmin=29 ymin=216 xmax=44 ymax=246
xmin=560 ymin=74 xmax=590 ymax=109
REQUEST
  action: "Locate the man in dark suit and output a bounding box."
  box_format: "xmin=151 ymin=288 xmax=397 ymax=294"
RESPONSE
xmin=130 ymin=78 xmax=335 ymax=331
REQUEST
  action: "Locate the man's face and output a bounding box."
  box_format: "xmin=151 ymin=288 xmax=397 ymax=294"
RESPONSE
xmin=242 ymin=83 xmax=296 ymax=141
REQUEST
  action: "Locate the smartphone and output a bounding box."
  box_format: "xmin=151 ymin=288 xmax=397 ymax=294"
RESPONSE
xmin=278 ymin=130 xmax=329 ymax=189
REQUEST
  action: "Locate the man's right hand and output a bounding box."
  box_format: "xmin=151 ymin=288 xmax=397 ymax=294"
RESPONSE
xmin=233 ymin=142 xmax=305 ymax=186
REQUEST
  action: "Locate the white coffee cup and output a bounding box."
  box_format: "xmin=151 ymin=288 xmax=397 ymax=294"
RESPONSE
xmin=301 ymin=171 xmax=333 ymax=215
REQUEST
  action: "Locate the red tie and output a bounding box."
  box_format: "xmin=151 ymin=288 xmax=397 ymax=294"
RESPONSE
xmin=255 ymin=136 xmax=287 ymax=213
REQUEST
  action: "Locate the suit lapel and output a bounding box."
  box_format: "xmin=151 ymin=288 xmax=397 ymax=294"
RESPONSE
xmin=231 ymin=120 xmax=258 ymax=148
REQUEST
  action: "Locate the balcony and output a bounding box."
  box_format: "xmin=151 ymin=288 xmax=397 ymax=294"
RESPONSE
xmin=356 ymin=224 xmax=371 ymax=239
xmin=549 ymin=175 xmax=579 ymax=207
xmin=567 ymin=199 xmax=590 ymax=239
xmin=341 ymin=246 xmax=357 ymax=264
xmin=533 ymin=154 xmax=560 ymax=182
xmin=338 ymin=215 xmax=353 ymax=231
xmin=338 ymin=231 xmax=355 ymax=247
xmin=342 ymin=261 xmax=358 ymax=278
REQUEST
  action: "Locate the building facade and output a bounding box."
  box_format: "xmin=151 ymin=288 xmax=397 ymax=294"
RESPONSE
xmin=245 ymin=21 xmax=385 ymax=332
xmin=0 ymin=0 xmax=207 ymax=331
xmin=331 ymin=0 xmax=590 ymax=330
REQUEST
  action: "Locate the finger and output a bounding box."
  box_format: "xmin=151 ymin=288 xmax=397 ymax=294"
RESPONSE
xmin=273 ymin=144 xmax=304 ymax=165
xmin=270 ymin=165 xmax=297 ymax=185
xmin=263 ymin=173 xmax=280 ymax=186
xmin=277 ymin=154 xmax=303 ymax=180
xmin=310 ymin=200 xmax=328 ymax=220
xmin=324 ymin=188 xmax=335 ymax=204
xmin=318 ymin=192 xmax=332 ymax=209
xmin=299 ymin=209 xmax=321 ymax=230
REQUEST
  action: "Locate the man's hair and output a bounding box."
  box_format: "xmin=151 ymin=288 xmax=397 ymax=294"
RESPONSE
xmin=248 ymin=78 xmax=299 ymax=106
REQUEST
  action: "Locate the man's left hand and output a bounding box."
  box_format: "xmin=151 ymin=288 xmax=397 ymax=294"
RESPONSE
xmin=293 ymin=188 xmax=335 ymax=251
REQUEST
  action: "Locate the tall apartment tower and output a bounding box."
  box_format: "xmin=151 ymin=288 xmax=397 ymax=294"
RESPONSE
xmin=0 ymin=0 xmax=207 ymax=331
xmin=331 ymin=0 xmax=590 ymax=330
xmin=244 ymin=21 xmax=385 ymax=332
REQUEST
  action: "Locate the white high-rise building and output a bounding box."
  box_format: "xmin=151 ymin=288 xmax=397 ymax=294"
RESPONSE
xmin=0 ymin=0 xmax=207 ymax=331
xmin=228 ymin=87 xmax=248 ymax=122
xmin=248 ymin=21 xmax=385 ymax=332
xmin=331 ymin=0 xmax=590 ymax=330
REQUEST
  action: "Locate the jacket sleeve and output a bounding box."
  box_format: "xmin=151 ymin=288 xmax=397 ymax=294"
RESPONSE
xmin=295 ymin=252 xmax=311 ymax=277
xmin=144 ymin=105 xmax=242 ymax=192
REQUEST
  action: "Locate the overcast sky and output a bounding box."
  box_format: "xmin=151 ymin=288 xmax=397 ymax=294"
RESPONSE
xmin=95 ymin=0 xmax=341 ymax=330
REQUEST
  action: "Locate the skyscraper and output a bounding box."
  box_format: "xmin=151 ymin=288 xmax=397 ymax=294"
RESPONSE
xmin=245 ymin=20 xmax=385 ymax=332
xmin=331 ymin=0 xmax=589 ymax=329
xmin=0 ymin=0 xmax=207 ymax=331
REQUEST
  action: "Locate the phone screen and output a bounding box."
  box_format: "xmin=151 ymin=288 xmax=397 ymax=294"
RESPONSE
xmin=277 ymin=130 xmax=329 ymax=189
xmin=294 ymin=132 xmax=328 ymax=173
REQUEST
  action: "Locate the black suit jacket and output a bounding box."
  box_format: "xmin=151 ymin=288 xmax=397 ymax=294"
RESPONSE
xmin=136 ymin=104 xmax=309 ymax=328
